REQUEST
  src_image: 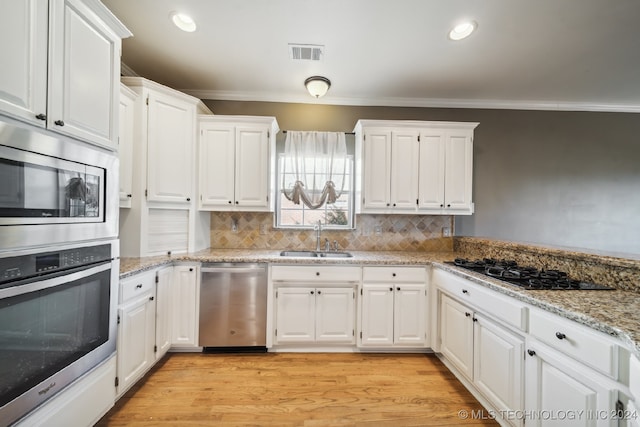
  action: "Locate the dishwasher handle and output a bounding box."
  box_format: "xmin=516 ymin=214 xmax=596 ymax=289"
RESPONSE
xmin=201 ymin=266 xmax=265 ymax=274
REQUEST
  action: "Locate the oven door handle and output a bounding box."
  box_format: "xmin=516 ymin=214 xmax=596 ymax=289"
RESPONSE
xmin=0 ymin=260 xmax=112 ymax=298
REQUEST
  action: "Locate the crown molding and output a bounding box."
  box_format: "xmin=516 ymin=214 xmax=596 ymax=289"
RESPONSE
xmin=180 ymin=89 xmax=640 ymax=113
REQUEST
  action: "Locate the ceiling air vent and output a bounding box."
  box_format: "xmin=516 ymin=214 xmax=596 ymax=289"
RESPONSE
xmin=288 ymin=44 xmax=324 ymax=61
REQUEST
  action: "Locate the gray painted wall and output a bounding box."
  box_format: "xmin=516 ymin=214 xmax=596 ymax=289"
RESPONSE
xmin=204 ymin=100 xmax=640 ymax=256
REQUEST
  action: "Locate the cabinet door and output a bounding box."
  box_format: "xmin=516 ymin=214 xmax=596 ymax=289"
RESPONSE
xmin=119 ymin=85 xmax=136 ymax=207
xmin=199 ymin=124 xmax=236 ymax=208
xmin=0 ymin=0 xmax=48 ymax=126
xmin=474 ymin=314 xmax=524 ymax=424
xmin=147 ymin=91 xmax=195 ymax=204
xmin=234 ymin=126 xmax=270 ymax=209
xmin=275 ymin=287 xmax=316 ymax=343
xmin=362 ymin=130 xmax=391 ymax=211
xmin=360 ymin=284 xmax=395 ymax=346
xmin=393 ymin=284 xmax=426 ymax=346
xmin=171 ymin=266 xmax=199 ymax=347
xmin=48 ymin=0 xmax=121 ymax=149
xmin=315 ymin=288 xmax=355 ymax=343
xmin=390 ymin=131 xmax=419 ymax=210
xmin=418 ymin=130 xmax=446 ymax=211
xmin=444 ymin=131 xmax=473 ymax=212
xmin=525 ymin=342 xmax=619 ymax=427
xmin=117 ymin=295 xmax=155 ymax=396
xmin=439 ymin=294 xmax=474 ymax=380
xmin=155 ymin=266 xmax=173 ymax=359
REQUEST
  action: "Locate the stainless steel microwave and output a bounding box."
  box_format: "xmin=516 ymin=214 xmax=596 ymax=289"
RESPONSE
xmin=0 ymin=118 xmax=118 ymax=251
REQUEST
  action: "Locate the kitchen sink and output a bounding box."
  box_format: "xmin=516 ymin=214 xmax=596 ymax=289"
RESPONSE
xmin=279 ymin=250 xmax=318 ymax=257
xmin=317 ymin=252 xmax=353 ymax=258
xmin=279 ymin=250 xmax=353 ymax=258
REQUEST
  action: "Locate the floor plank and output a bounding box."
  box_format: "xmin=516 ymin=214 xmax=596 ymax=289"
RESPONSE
xmin=97 ymin=353 xmax=498 ymax=426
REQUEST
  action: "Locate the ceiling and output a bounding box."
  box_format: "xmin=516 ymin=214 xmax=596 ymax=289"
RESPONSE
xmin=102 ymin=0 xmax=640 ymax=112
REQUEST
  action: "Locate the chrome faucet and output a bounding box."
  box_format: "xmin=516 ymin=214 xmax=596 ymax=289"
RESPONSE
xmin=315 ymin=220 xmax=322 ymax=251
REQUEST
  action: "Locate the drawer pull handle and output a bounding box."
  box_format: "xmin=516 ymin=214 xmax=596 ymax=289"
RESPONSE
xmin=555 ymin=332 xmax=566 ymax=340
xmin=54 ymin=119 xmax=65 ymax=126
xmin=136 ymin=284 xmax=142 ymax=289
xmin=465 ymin=312 xmax=471 ymax=317
xmin=149 ymin=296 xmax=154 ymax=301
xmin=462 ymin=289 xmax=468 ymax=294
xmin=527 ymin=349 xmax=536 ymax=357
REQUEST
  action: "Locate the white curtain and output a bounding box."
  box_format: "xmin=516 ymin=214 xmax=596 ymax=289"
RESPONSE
xmin=281 ymin=131 xmax=348 ymax=209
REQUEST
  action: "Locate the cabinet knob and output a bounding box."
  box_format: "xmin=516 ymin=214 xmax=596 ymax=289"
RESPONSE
xmin=35 ymin=113 xmax=46 ymax=121
xmin=149 ymin=296 xmax=154 ymax=301
xmin=228 ymin=200 xmax=232 ymax=204
xmin=310 ymin=290 xmax=314 ymax=295
xmin=189 ymin=268 xmax=194 ymax=272
xmin=527 ymin=349 xmax=536 ymax=357
xmin=186 ymin=197 xmax=191 ymax=202
xmin=136 ymin=284 xmax=142 ymax=289
xmin=473 ymin=317 xmax=478 ymax=322
xmin=386 ymin=203 xmax=390 ymax=207
xmin=393 ymin=203 xmax=396 ymax=207
xmin=447 ymin=204 xmax=451 ymax=208
xmin=462 ymin=289 xmax=468 ymax=294
xmin=127 ymin=194 xmax=132 ymax=198
xmin=555 ymin=332 xmax=566 ymax=340
xmin=396 ymin=287 xmax=400 ymax=291
xmin=392 ymin=273 xmax=396 ymax=277
xmin=389 ymin=287 xmax=393 ymax=291
xmin=316 ymin=272 xmax=320 ymax=276
xmin=235 ymin=201 xmax=239 ymax=204
xmin=440 ymin=204 xmax=444 ymax=207
xmin=465 ymin=312 xmax=471 ymax=317
xmin=54 ymin=120 xmax=65 ymax=126
xmin=317 ymin=290 xmax=321 ymax=295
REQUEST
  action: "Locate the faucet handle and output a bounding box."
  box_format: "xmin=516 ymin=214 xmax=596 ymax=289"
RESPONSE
xmin=324 ymin=238 xmax=330 ymax=251
xmin=333 ymin=240 xmax=339 ymax=251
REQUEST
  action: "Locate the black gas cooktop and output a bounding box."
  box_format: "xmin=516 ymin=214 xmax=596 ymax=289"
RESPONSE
xmin=449 ymin=258 xmax=614 ymax=290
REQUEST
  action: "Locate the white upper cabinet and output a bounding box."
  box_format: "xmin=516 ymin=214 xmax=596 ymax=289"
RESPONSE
xmin=0 ymin=0 xmax=131 ymax=150
xmin=355 ymin=120 xmax=478 ymax=215
xmin=118 ymin=83 xmax=136 ymax=207
xmin=146 ymin=90 xmax=196 ymax=204
xmin=0 ymin=0 xmax=48 ymax=126
xmin=198 ymin=115 xmax=279 ymax=211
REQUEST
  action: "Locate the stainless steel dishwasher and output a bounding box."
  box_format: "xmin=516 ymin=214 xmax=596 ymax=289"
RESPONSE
xmin=199 ymin=263 xmax=268 ymax=352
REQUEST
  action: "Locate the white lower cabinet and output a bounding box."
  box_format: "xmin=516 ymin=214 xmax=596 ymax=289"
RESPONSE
xmin=171 ymin=264 xmax=200 ymax=349
xmin=116 ymin=270 xmax=157 ymax=397
xmin=275 ymin=286 xmax=356 ymax=345
xmin=360 ymin=267 xmax=427 ymax=347
xmin=155 ymin=265 xmax=174 ymax=358
xmin=525 ymin=339 xmax=620 ymax=427
xmin=439 ymin=294 xmax=525 ymax=426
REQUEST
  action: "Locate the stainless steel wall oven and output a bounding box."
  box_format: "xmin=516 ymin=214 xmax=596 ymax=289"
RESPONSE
xmin=0 ymin=240 xmax=119 ymax=426
xmin=0 ymin=119 xmax=118 ymax=250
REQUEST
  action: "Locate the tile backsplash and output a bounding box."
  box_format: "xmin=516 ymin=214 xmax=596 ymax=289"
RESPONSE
xmin=210 ymin=212 xmax=453 ymax=252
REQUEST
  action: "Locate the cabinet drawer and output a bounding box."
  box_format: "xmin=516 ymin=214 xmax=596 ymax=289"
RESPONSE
xmin=271 ymin=265 xmax=361 ymax=283
xmin=529 ymin=308 xmax=618 ymax=378
xmin=120 ymin=270 xmax=156 ymax=303
xmin=362 ymin=266 xmax=426 ymax=283
xmin=433 ymin=268 xmax=527 ymax=331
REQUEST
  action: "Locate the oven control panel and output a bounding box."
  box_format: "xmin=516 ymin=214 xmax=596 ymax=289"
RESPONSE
xmin=0 ymin=244 xmax=112 ymax=285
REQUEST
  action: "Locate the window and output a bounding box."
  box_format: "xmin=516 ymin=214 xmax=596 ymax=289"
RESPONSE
xmin=276 ymin=153 xmax=354 ymax=229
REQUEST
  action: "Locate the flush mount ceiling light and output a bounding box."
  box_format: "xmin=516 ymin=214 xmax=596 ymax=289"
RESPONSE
xmin=304 ymin=76 xmax=331 ymax=98
xmin=448 ymin=20 xmax=477 ymax=41
xmin=170 ymin=12 xmax=196 ymax=32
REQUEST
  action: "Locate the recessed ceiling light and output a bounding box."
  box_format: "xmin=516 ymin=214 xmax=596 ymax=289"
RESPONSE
xmin=448 ymin=21 xmax=477 ymax=41
xmin=170 ymin=12 xmax=196 ymax=32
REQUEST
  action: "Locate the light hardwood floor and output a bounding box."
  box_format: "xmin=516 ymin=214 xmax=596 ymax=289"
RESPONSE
xmin=97 ymin=353 xmax=498 ymax=426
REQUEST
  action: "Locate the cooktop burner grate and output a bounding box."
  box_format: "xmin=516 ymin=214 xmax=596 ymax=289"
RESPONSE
xmin=449 ymin=258 xmax=614 ymax=290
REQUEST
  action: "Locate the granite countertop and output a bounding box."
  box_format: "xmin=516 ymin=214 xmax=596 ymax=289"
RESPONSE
xmin=119 ymin=248 xmax=640 ymax=356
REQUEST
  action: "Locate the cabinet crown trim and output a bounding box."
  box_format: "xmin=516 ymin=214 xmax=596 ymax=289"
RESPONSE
xmin=353 ymin=120 xmax=479 ymax=132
